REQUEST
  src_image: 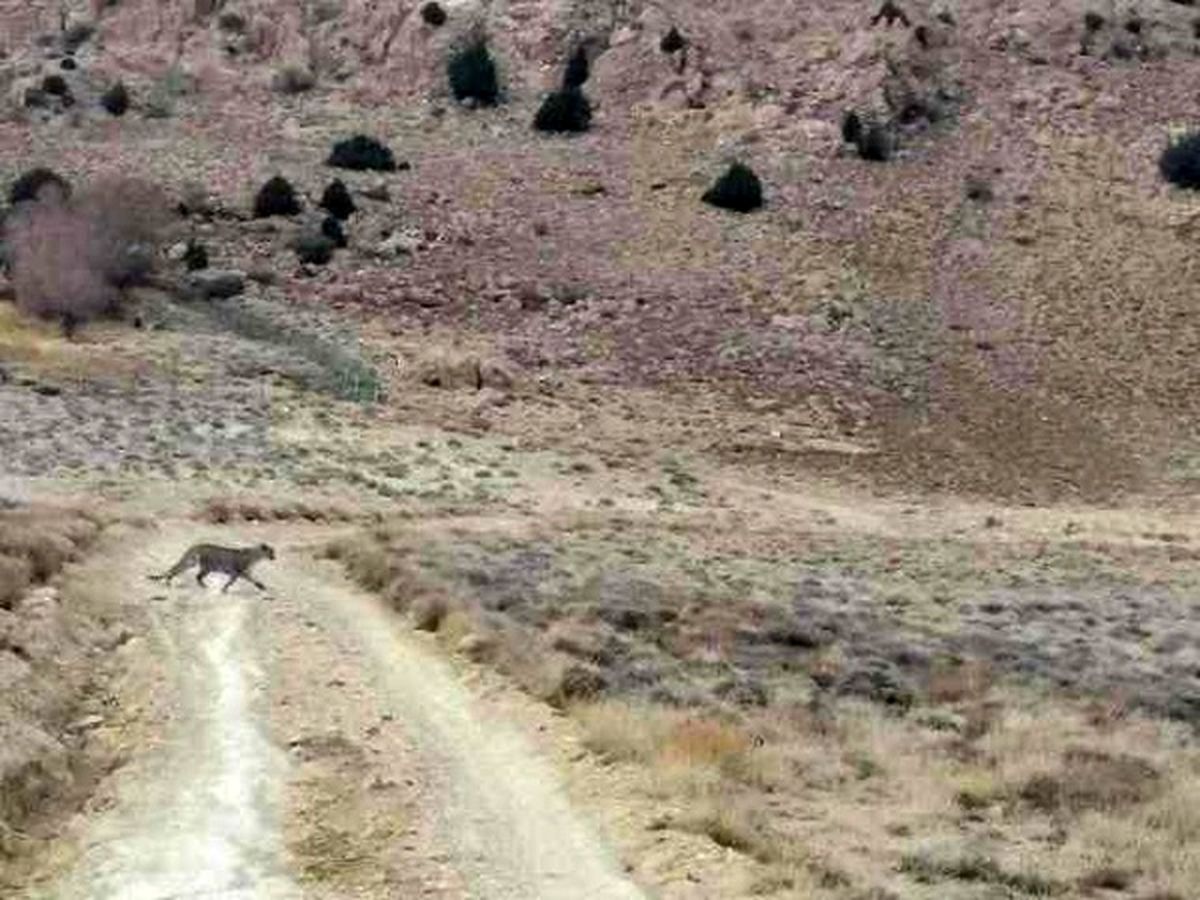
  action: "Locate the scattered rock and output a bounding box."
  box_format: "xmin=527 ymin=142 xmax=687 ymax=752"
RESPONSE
xmin=246 ymin=267 xmax=278 ymax=286
xmin=361 ymin=182 xmax=391 ymax=203
xmin=293 ymin=233 xmax=336 ymax=266
xmin=66 ymin=714 xmax=104 ymax=733
xmin=456 ymin=632 xmax=494 ymax=661
xmin=188 ymin=270 xmax=246 ymax=300
xmin=376 ymin=231 xmax=420 ymax=257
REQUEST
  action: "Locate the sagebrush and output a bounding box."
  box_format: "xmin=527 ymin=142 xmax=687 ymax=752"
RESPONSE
xmin=5 ymin=177 xmax=171 ymax=331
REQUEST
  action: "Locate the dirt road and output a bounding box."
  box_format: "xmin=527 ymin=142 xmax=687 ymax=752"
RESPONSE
xmin=28 ymin=526 xmax=646 ymax=900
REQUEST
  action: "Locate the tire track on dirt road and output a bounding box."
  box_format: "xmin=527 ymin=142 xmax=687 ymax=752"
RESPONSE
xmin=30 ymin=527 xmax=646 ymax=900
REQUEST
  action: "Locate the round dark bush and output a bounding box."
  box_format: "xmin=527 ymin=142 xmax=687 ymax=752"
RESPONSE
xmin=321 ymin=215 xmax=348 ymax=248
xmin=420 ymin=1 xmax=447 ymax=27
xmin=41 ymin=74 xmax=68 ymax=96
xmin=448 ymin=39 xmax=500 ymax=106
xmin=562 ymin=44 xmax=589 ymax=89
xmin=841 ymin=109 xmax=863 ymax=145
xmin=253 ymin=175 xmax=301 ymax=218
xmin=701 ymin=162 xmax=763 ymax=213
xmin=856 ymin=123 xmax=896 ymax=162
xmin=1160 ymin=131 xmax=1200 ymax=189
xmin=218 ymin=11 xmax=247 ymax=32
xmin=100 ymin=81 xmax=129 ymax=116
xmin=320 ymin=179 xmax=356 ymax=220
xmin=60 ymin=58 xmax=77 ymax=71
xmin=533 ymin=88 xmax=592 ymax=134
xmin=327 ymin=135 xmax=396 ymax=172
xmin=183 ymin=240 xmax=209 ymax=271
xmin=660 ymin=27 xmax=687 ymax=53
xmin=294 ymin=233 xmax=335 ymax=265
xmin=9 ymin=167 xmax=70 ymax=205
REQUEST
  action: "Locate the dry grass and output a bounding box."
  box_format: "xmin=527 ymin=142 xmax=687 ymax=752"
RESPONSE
xmin=681 ymin=798 xmax=783 ymax=864
xmin=328 ymin=523 xmax=1200 ymax=897
xmin=324 ymin=531 xmax=425 ymax=611
xmin=0 ymin=304 xmax=60 ymax=366
xmin=200 ymin=495 xmax=355 ymax=525
xmin=411 ymin=591 xmax=452 ymax=632
xmin=0 ymin=504 xmax=102 ymax=608
xmin=571 ymin=693 xmax=1200 ymax=897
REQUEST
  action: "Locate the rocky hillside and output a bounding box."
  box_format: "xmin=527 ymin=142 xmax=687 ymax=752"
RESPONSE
xmin=3 ymin=0 xmax=1200 ymax=502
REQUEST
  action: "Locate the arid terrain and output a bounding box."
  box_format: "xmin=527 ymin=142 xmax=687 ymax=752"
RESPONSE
xmin=2 ymin=0 xmax=1200 ymax=897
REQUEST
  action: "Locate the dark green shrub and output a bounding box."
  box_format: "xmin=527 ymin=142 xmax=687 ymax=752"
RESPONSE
xmin=183 ymin=239 xmax=208 ymax=271
xmin=856 ymin=123 xmax=896 ymax=162
xmin=327 ymin=135 xmax=396 ymax=172
xmin=320 ymin=179 xmax=356 ymax=220
xmin=100 ymin=82 xmax=129 ymax=116
xmin=293 ymin=233 xmax=335 ymax=265
xmin=701 ymin=162 xmax=763 ymax=213
xmin=60 ymin=58 xmax=77 ymax=71
xmin=448 ymin=39 xmax=500 ymax=106
xmin=563 ymin=44 xmax=589 ymax=89
xmin=321 ymin=215 xmax=347 ymax=248
xmin=253 ymin=176 xmax=301 ymax=218
xmin=41 ymin=74 xmax=68 ymax=96
xmin=420 ymin=2 xmax=447 ymax=26
xmin=533 ymin=88 xmax=592 ymax=133
xmin=841 ymin=110 xmax=862 ymax=144
xmin=1160 ymin=131 xmax=1200 ymax=189
xmin=9 ymin=168 xmax=70 ymax=205
xmin=660 ymin=27 xmax=686 ymax=53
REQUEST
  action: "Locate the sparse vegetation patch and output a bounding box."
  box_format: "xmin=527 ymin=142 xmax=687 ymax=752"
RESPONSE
xmin=0 ymin=504 xmax=100 ymax=609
